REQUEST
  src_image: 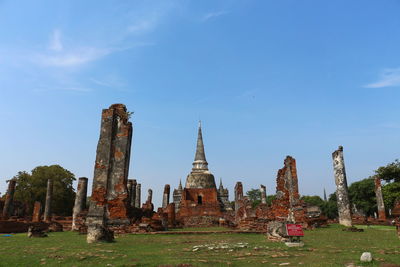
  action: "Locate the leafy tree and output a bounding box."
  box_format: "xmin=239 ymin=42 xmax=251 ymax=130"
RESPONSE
xmin=301 ymin=195 xmax=325 ymax=208
xmin=246 ymin=188 xmax=261 ymax=208
xmin=375 ymin=159 xmax=400 ymax=183
xmin=322 ymin=193 xmax=338 ymax=219
xmin=381 ymin=182 xmax=400 ymax=211
xmin=13 ymin=165 xmax=76 ymax=216
xmin=348 ymin=177 xmax=376 ymax=217
xmin=266 ymin=194 xmax=276 ymax=206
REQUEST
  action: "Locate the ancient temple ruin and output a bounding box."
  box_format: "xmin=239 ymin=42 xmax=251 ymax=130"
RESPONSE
xmin=172 ymin=122 xmax=231 ymax=226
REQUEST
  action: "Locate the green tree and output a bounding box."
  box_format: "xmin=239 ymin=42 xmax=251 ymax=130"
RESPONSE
xmin=246 ymin=188 xmax=261 ymax=208
xmin=266 ymin=194 xmax=276 ymax=206
xmin=375 ymin=159 xmax=400 ymax=183
xmin=301 ymin=195 xmax=325 ymax=207
xmin=322 ymin=193 xmax=338 ymax=219
xmin=13 ymin=165 xmax=76 ymax=216
xmin=348 ymin=177 xmax=376 ymax=217
xmin=381 ymin=182 xmax=400 ymax=211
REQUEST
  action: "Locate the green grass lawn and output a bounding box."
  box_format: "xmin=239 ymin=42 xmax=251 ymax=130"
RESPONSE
xmin=0 ymin=224 xmax=399 ymax=267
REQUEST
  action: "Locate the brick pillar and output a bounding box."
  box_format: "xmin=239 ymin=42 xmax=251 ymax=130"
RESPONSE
xmin=131 ymin=179 xmax=137 ymax=208
xmin=86 ymin=104 xmax=133 ymax=243
xmin=2 ymin=179 xmax=17 ymax=218
xmin=72 ymin=177 xmax=88 ymax=231
xmin=147 ymin=189 xmax=153 ymax=203
xmin=127 ymin=179 xmax=134 ymax=207
xmin=32 ymin=201 xmax=41 ymax=222
xmin=332 ymin=146 xmax=352 ymax=227
xmin=135 ymin=183 xmax=141 ymax=208
xmin=162 ymin=184 xmax=170 ymax=209
xmin=166 ymin=203 xmax=176 ymax=228
xmin=260 ymin=184 xmax=267 ymax=204
xmin=43 ymin=179 xmax=53 ymax=222
xmin=234 ymin=182 xmax=243 ymax=212
xmin=374 ymin=177 xmax=386 ymax=220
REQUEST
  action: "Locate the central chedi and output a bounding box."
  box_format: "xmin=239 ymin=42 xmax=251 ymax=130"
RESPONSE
xmin=173 ymin=122 xmax=231 ymax=226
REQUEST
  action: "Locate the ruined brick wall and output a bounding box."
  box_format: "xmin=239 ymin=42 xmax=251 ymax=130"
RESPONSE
xmin=178 ymin=188 xmax=222 ymax=223
xmin=270 ymin=156 xmax=306 ymax=223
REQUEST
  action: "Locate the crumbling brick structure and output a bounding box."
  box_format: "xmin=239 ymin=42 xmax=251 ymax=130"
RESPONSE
xmin=332 ymin=146 xmax=352 ymax=227
xmin=374 ymin=176 xmax=386 ymax=221
xmin=270 ymin=156 xmax=306 ymax=223
xmin=142 ymin=189 xmax=154 ymax=211
xmin=86 ymin=104 xmax=133 ymax=243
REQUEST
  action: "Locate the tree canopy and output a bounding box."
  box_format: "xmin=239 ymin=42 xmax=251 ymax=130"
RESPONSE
xmin=348 ymin=177 xmax=376 ymax=217
xmin=246 ymin=188 xmax=275 ymax=208
xmin=13 ymin=165 xmax=76 ymax=216
xmin=375 ymin=159 xmax=400 ymax=183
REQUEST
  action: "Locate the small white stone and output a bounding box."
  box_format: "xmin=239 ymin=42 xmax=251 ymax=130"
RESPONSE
xmin=360 ymin=252 xmax=372 ymax=262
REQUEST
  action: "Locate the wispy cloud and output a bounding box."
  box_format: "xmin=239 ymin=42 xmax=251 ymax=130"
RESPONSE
xmin=49 ymin=29 xmax=63 ymax=51
xmin=364 ymin=68 xmax=400 ymax=88
xmin=202 ymin=10 xmax=229 ymax=21
xmin=34 ymin=46 xmax=111 ymax=67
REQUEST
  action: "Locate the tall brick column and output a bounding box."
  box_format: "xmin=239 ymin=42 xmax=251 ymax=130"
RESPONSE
xmin=374 ymin=177 xmax=386 ymax=220
xmin=234 ymin=182 xmax=243 ymax=212
xmin=135 ymin=183 xmax=141 ymax=208
xmin=86 ymin=104 xmax=133 ymax=243
xmin=166 ymin=203 xmax=175 ymax=227
xmin=32 ymin=201 xmax=41 ymax=222
xmin=72 ymin=177 xmax=88 ymax=231
xmin=130 ymin=179 xmax=137 ymax=208
xmin=260 ymin=184 xmax=267 ymax=204
xmin=162 ymin=184 xmax=170 ymax=209
xmin=127 ymin=179 xmax=134 ymax=207
xmin=44 ymin=179 xmax=53 ymax=222
xmin=2 ymin=179 xmax=17 ymax=218
xmin=332 ymin=146 xmax=352 ymax=227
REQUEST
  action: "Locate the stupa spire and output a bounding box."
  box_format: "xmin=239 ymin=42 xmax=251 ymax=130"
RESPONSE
xmin=192 ymin=121 xmax=208 ymax=171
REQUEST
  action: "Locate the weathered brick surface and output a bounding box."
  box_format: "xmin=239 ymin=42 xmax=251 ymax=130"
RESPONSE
xmin=166 ymin=203 xmax=176 ymax=227
xmin=270 ymin=156 xmax=306 ymax=224
xmin=178 ymin=188 xmax=222 ymax=220
xmin=142 ymin=189 xmax=154 ymax=211
xmin=32 ymin=201 xmax=41 ymax=222
xmin=86 ymin=104 xmax=132 ymax=243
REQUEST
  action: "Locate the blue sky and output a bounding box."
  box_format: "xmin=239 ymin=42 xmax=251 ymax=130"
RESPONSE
xmin=1 ymin=0 xmax=400 ymax=207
